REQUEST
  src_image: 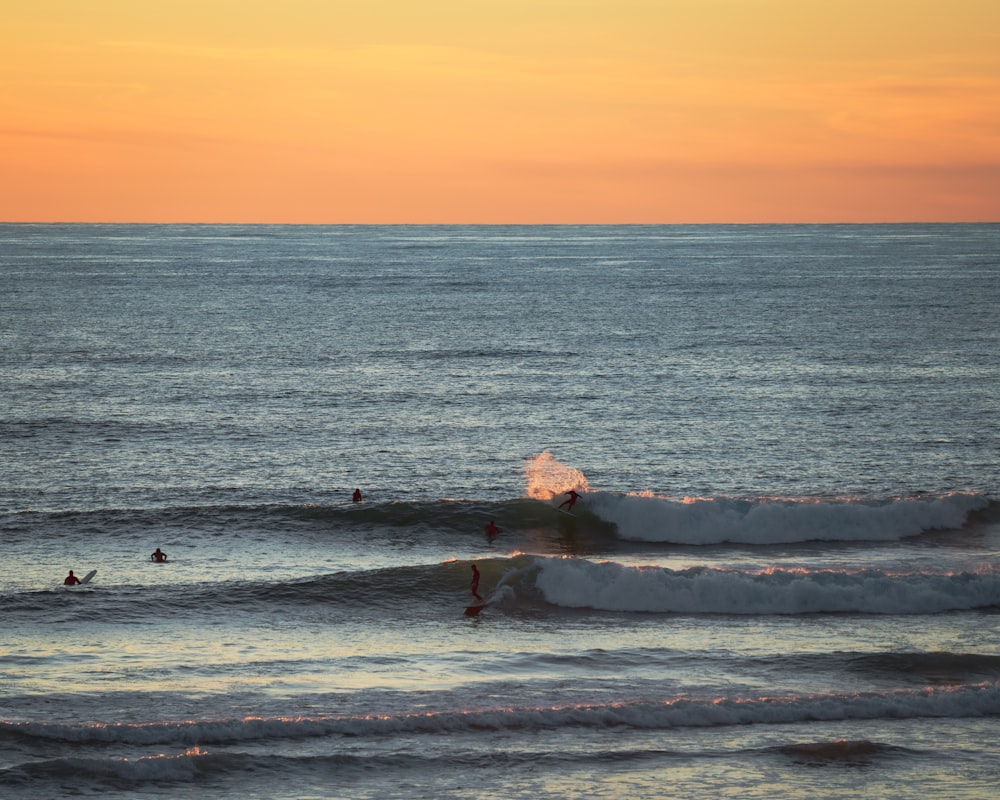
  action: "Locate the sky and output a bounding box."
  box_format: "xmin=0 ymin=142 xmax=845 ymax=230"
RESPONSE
xmin=3 ymin=0 xmax=999 ymax=223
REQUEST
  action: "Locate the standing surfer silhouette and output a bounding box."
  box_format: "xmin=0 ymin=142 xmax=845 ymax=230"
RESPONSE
xmin=558 ymin=490 xmax=580 ymax=512
xmin=470 ymin=564 xmax=483 ymax=602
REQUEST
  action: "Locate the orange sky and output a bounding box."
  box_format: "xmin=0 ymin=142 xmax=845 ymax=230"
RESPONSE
xmin=3 ymin=0 xmax=999 ymax=222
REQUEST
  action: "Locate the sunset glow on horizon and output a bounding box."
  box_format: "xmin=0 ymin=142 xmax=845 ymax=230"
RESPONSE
xmin=4 ymin=0 xmax=999 ymax=223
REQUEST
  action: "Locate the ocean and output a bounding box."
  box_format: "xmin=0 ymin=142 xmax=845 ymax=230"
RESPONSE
xmin=1 ymin=223 xmax=998 ymax=799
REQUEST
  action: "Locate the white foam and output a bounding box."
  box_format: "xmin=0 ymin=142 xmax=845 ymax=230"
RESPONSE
xmin=584 ymin=491 xmax=988 ymax=544
xmin=533 ymin=557 xmax=1000 ymax=614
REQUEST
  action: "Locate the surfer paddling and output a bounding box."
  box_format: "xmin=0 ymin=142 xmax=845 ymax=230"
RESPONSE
xmin=63 ymin=570 xmax=81 ymax=586
xmin=558 ymin=490 xmax=580 ymax=513
xmin=151 ymin=548 xmax=168 ymax=563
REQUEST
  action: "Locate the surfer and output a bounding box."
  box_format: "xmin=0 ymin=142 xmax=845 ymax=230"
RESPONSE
xmin=151 ymin=548 xmax=168 ymax=563
xmin=63 ymin=570 xmax=81 ymax=586
xmin=470 ymin=564 xmax=483 ymax=602
xmin=352 ymin=488 xmax=363 ymax=503
xmin=558 ymin=490 xmax=581 ymax=512
xmin=484 ymin=520 xmax=500 ymax=540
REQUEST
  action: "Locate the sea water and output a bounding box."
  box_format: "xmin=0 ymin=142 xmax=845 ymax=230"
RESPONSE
xmin=1 ymin=224 xmax=998 ymax=799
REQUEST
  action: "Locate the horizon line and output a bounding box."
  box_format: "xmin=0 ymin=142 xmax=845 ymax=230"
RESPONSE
xmin=4 ymin=219 xmax=999 ymax=226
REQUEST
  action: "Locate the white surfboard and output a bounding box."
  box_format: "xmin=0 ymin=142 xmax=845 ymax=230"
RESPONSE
xmin=80 ymin=569 xmax=97 ymax=584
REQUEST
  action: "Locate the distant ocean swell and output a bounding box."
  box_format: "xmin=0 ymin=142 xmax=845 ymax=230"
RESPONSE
xmin=4 ymin=682 xmax=999 ymax=748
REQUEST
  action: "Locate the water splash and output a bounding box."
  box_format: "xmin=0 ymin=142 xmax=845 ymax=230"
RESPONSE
xmin=523 ymin=451 xmax=589 ymax=500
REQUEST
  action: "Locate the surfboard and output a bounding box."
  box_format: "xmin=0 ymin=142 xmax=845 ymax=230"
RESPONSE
xmin=80 ymin=569 xmax=97 ymax=585
xmin=464 ymin=604 xmax=485 ymax=617
xmin=556 ymin=507 xmax=576 ymax=517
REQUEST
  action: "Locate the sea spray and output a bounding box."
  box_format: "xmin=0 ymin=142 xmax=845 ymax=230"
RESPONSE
xmin=523 ymin=451 xmax=589 ymax=501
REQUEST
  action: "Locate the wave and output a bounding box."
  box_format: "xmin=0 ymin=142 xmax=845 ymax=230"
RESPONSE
xmin=3 ymin=682 xmax=998 ymax=749
xmin=6 ymin=555 xmax=999 ymax=619
xmin=0 ymin=740 xmax=928 ymax=790
xmin=3 ymin=497 xmax=575 ymax=538
xmin=5 ymin=491 xmax=990 ymax=551
xmin=529 ymin=557 xmax=1000 ymax=614
xmin=580 ymin=491 xmax=990 ymax=545
xmin=847 ymin=652 xmax=1000 ymax=683
xmin=0 ymin=739 xmax=913 ymax=788
xmin=772 ymin=739 xmax=898 ymax=762
xmin=0 ymin=747 xmax=242 ymax=787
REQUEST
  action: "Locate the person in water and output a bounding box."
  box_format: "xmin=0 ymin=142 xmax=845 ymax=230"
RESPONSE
xmin=558 ymin=489 xmax=581 ymax=512
xmin=151 ymin=548 xmax=168 ymax=563
xmin=352 ymin=488 xmax=363 ymax=502
xmin=484 ymin=520 xmax=500 ymax=540
xmin=64 ymin=570 xmax=81 ymax=585
xmin=470 ymin=564 xmax=483 ymax=602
